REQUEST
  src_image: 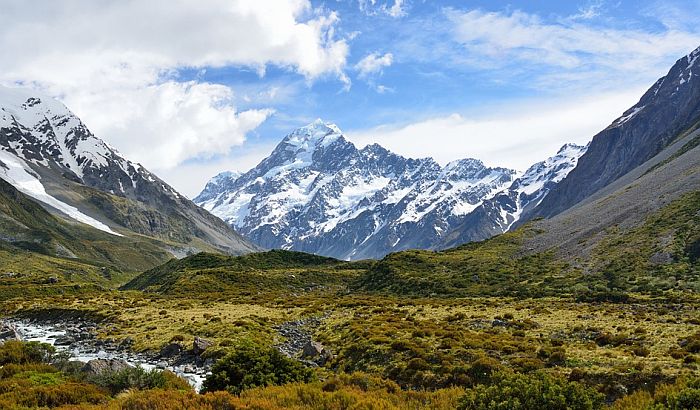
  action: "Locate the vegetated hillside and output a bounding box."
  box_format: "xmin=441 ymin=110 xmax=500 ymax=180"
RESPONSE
xmin=524 ymin=125 xmax=700 ymax=265
xmin=121 ymin=249 xmax=364 ymax=296
xmin=0 ymin=85 xmax=259 ymax=265
xmin=0 ymin=178 xmax=171 ymax=270
xmin=533 ymin=46 xmax=700 ymax=218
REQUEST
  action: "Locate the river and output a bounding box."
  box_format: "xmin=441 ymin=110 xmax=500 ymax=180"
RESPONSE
xmin=10 ymin=319 xmax=208 ymax=392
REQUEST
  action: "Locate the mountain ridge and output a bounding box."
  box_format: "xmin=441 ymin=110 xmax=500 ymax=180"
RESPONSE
xmin=0 ymin=86 xmax=259 ymax=270
xmin=196 ymin=120 xmax=583 ymax=260
xmin=532 ymin=45 xmax=700 ymax=218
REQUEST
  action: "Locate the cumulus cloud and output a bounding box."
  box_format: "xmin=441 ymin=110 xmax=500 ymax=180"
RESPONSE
xmin=73 ymin=81 xmax=273 ymax=169
xmin=0 ymin=0 xmax=349 ymax=172
xmin=355 ymin=52 xmax=394 ymax=78
xmin=346 ymin=88 xmax=646 ymax=171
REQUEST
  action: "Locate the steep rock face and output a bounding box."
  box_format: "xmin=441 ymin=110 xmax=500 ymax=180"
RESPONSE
xmin=0 ymin=86 xmax=258 ymax=256
xmin=534 ymin=46 xmax=700 ymax=218
xmin=197 ymin=120 xmax=581 ymax=259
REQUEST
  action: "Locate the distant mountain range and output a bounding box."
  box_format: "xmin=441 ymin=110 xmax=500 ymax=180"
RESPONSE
xmin=195 ymin=120 xmax=585 ymax=260
xmin=4 ymin=44 xmax=699 ymax=268
xmin=0 ymin=86 xmax=258 ymax=271
xmin=197 ymin=45 xmax=700 ymax=261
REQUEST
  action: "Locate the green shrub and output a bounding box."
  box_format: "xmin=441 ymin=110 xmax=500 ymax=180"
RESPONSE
xmin=90 ymin=366 xmax=191 ymax=395
xmin=458 ymin=372 xmax=604 ymax=410
xmin=0 ymin=340 xmax=55 ymax=365
xmin=202 ymin=345 xmax=314 ymax=395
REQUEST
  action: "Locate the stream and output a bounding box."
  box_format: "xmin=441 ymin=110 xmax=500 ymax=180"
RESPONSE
xmin=8 ymin=320 xmax=209 ymax=392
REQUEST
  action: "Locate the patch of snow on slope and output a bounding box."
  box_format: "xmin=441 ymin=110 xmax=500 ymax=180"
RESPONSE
xmin=0 ymin=149 xmax=122 ymax=236
xmin=614 ymin=105 xmax=645 ymax=126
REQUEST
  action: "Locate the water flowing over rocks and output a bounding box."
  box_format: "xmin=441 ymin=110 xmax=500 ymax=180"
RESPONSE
xmin=4 ymin=318 xmax=211 ymax=391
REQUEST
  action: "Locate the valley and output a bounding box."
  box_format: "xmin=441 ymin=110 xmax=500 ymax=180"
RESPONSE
xmin=0 ymin=8 xmax=699 ymax=410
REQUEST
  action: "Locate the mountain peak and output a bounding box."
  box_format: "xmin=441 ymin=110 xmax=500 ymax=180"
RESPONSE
xmin=283 ymin=119 xmax=343 ymax=149
xmin=556 ymin=143 xmax=586 ymax=155
xmin=213 ymin=170 xmax=242 ymax=181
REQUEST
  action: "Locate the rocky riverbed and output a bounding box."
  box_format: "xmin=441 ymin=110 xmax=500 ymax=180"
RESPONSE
xmin=1 ymin=313 xmax=334 ymax=392
xmin=275 ymin=313 xmax=333 ymax=366
xmin=2 ymin=318 xmax=211 ymax=391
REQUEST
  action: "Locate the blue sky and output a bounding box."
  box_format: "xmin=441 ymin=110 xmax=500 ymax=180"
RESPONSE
xmin=2 ymin=0 xmax=700 ymax=196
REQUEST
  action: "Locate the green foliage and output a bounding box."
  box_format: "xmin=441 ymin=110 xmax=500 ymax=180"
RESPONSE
xmin=121 ymin=250 xmax=360 ymax=300
xmin=458 ymin=372 xmax=605 ymax=410
xmin=354 ymin=228 xmax=576 ymax=298
xmin=588 ymin=191 xmax=700 ymax=295
xmin=89 ymin=366 xmax=191 ymax=395
xmin=0 ymin=340 xmax=55 ymax=365
xmin=613 ymin=377 xmax=700 ymax=410
xmin=203 ymin=344 xmax=314 ymax=395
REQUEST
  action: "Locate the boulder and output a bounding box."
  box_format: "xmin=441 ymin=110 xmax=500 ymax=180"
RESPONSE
xmin=0 ymin=323 xmax=19 ymax=342
xmin=302 ymin=341 xmax=324 ymax=358
xmin=159 ymin=342 xmax=183 ymax=358
xmin=193 ymin=337 xmax=212 ymax=356
xmin=54 ymin=335 xmax=74 ymax=346
xmin=301 ymin=340 xmax=332 ymax=364
xmin=81 ymin=359 xmax=131 ymax=376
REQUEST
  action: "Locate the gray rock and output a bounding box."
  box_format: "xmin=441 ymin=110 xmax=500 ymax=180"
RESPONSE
xmin=193 ymin=337 xmax=212 ymax=356
xmin=302 ymin=341 xmax=325 ymax=358
xmin=159 ymin=343 xmax=183 ymax=358
xmin=0 ymin=323 xmax=19 ymax=341
xmin=81 ymin=359 xmax=131 ymax=376
xmin=301 ymin=340 xmax=333 ymax=365
xmin=650 ymin=251 xmax=674 ymax=265
xmin=54 ymin=336 xmax=74 ymax=346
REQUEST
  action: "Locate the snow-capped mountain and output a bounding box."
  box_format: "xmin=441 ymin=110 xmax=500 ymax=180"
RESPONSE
xmin=439 ymin=143 xmax=587 ymax=249
xmin=0 ymin=85 xmax=258 ymax=257
xmin=196 ymin=120 xmax=584 ymax=260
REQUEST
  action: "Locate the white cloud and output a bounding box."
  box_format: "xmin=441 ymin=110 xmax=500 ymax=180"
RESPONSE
xmin=386 ymin=0 xmax=406 ymax=18
xmin=72 ymin=81 xmax=273 ymax=170
xmin=346 ymin=88 xmax=646 ymax=171
xmin=446 ymin=8 xmax=700 ymax=80
xmin=355 ymin=52 xmax=394 ymax=78
xmin=0 ymin=0 xmax=349 ymax=174
xmin=570 ymin=1 xmax=605 ymax=20
xmin=158 ymin=141 xmax=278 ymax=198
xmin=358 ymin=0 xmax=407 ymax=18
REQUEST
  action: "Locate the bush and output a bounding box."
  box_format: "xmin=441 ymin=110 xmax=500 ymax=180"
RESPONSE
xmin=458 ymin=372 xmax=604 ymax=410
xmin=202 ymin=345 xmax=314 ymax=395
xmin=612 ymin=377 xmax=700 ymax=410
xmin=90 ymin=366 xmax=191 ymax=395
xmin=0 ymin=340 xmax=55 ymax=365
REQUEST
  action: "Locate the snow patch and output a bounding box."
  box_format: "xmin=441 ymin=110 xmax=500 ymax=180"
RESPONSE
xmin=0 ymin=149 xmax=122 ymax=236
